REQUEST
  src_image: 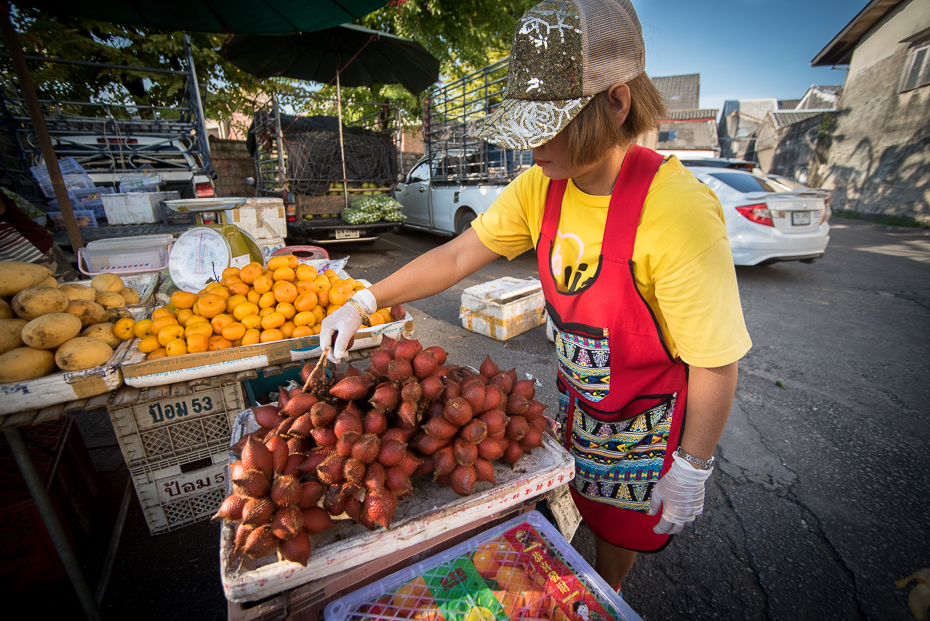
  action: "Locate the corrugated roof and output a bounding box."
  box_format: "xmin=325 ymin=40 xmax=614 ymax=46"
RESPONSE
xmin=815 ymin=85 xmax=843 ymax=95
xmin=665 ymin=109 xmax=718 ymax=121
xmin=779 ymin=99 xmax=801 ymax=110
xmin=769 ymin=109 xmax=833 ymax=130
xmin=652 ymin=74 xmax=700 ymax=110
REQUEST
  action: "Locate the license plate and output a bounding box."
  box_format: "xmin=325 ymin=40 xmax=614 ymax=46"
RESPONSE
xmin=335 ymin=229 xmax=361 ymax=239
xmin=791 ymin=211 xmax=812 ymax=226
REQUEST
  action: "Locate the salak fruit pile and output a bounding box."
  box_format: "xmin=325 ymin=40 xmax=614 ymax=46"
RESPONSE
xmin=214 ymin=334 xmax=549 ymax=566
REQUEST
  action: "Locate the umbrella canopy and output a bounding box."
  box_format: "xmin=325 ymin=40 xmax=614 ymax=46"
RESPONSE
xmin=23 ymin=0 xmax=390 ymax=34
xmin=222 ymin=24 xmax=440 ymax=94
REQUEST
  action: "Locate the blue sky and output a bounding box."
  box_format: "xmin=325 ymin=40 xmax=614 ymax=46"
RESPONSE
xmin=633 ymin=0 xmax=864 ymax=113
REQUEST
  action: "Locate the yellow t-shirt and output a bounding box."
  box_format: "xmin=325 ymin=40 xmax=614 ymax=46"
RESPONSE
xmin=472 ymin=156 xmax=752 ymax=368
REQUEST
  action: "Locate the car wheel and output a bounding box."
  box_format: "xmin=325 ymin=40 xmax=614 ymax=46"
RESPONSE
xmin=392 ymin=225 xmax=409 ymax=235
xmin=455 ymin=210 xmax=476 ymax=236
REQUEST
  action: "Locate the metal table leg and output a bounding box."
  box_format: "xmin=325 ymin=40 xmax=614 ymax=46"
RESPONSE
xmin=4 ymin=427 xmax=102 ymax=621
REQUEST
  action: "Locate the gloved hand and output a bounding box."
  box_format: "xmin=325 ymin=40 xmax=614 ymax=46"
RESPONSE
xmin=319 ymin=289 xmax=377 ymax=363
xmin=648 ymin=451 xmax=714 ymax=535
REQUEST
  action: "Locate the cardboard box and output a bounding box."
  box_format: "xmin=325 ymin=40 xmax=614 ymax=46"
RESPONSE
xmin=119 ymin=315 xmax=414 ymax=388
xmin=460 ymin=277 xmax=547 ymax=341
xmin=256 ymin=237 xmax=286 ymax=261
xmin=101 ymin=191 xmax=180 ymax=224
xmin=232 ymin=197 xmax=287 ymax=238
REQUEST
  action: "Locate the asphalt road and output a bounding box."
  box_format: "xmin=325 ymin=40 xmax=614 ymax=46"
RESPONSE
xmin=40 ymin=218 xmax=928 ymax=620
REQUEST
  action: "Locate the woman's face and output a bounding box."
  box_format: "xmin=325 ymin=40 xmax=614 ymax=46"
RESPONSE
xmin=532 ymin=128 xmax=575 ymax=180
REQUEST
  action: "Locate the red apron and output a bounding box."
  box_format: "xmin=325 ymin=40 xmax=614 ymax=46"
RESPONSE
xmin=536 ymin=145 xmax=687 ymax=552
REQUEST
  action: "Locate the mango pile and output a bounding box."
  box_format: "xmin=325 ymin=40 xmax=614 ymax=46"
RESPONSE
xmin=0 ymin=261 xmax=138 ymax=382
xmin=124 ymin=255 xmax=401 ymax=360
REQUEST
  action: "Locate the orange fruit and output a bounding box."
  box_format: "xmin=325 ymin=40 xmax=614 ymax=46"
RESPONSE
xmin=210 ymin=313 xmax=234 ymax=334
xmin=285 ymin=255 xmax=299 ymax=269
xmin=296 ymin=280 xmax=317 ymax=294
xmin=230 ymin=339 xmax=242 ymax=347
xmin=246 ymin=290 xmax=261 ymax=304
xmin=232 ymin=302 xmax=259 ymax=322
xmin=328 ymin=285 xmax=352 ymax=307
xmin=241 ymin=314 xmax=262 ymax=330
xmin=151 ymin=307 xmax=176 ymax=321
xmin=295 ymin=264 xmax=317 ymax=281
xmin=272 ymin=266 xmax=295 ymax=282
xmin=225 ymin=294 xmax=247 ymax=314
xmin=133 ymin=319 xmax=154 ymax=339
xmin=294 ymin=291 xmax=318 ymax=312
xmin=292 ymin=325 xmax=313 ymax=338
xmin=182 ymin=313 xmax=210 ymax=328
xmin=263 ymin=269 xmax=275 ymax=280
xmin=368 ymin=312 xmax=385 ymax=326
xmin=166 ymin=338 xmax=188 ymax=356
xmin=157 ymin=324 xmax=185 ymax=347
xmin=138 ymin=335 xmax=161 ymax=353
xmin=279 ymin=321 xmax=295 ymax=339
xmin=260 ymin=328 xmax=284 ymax=343
xmin=146 ymin=347 xmax=168 ymax=360
xmin=316 ymin=289 xmax=329 ymax=308
xmin=312 ymin=324 xmax=321 ymax=335
xmin=185 ymin=322 xmax=214 ymax=339
xmin=196 ymin=293 xmax=226 ymax=319
xmin=276 ymin=302 xmax=296 ymax=320
xmin=293 ymin=311 xmax=317 ymax=327
xmin=239 ymin=262 xmax=263 ymax=284
xmin=221 ymin=267 xmax=241 ymax=280
xmin=186 ymin=333 xmax=208 ymax=353
xmin=311 ymin=305 xmax=326 ymax=324
xmin=176 ymin=308 xmax=195 ymax=324
xmin=314 ymin=276 xmax=332 ymax=291
xmin=326 ymin=304 xmax=342 ymax=316
xmin=273 ymin=282 xmax=297 ymax=304
xmin=222 ymin=322 xmax=246 ymax=341
xmin=229 ymin=282 xmax=250 ymax=296
xmin=267 ymin=256 xmax=290 ymax=271
xmin=324 ymin=269 xmax=337 ymax=278
xmin=252 ymin=275 xmax=272 ymax=295
xmin=212 ymin=286 xmax=231 ymax=300
xmin=151 ymin=315 xmax=180 ymax=334
xmin=259 ymin=307 xmax=274 ymax=318
xmin=258 ymin=291 xmax=277 ymax=309
xmin=241 ymin=328 xmax=261 ymax=346
xmin=352 ymin=281 xmax=367 ymax=291
xmin=261 ymin=311 xmax=285 ymax=330
xmin=170 ymin=291 xmax=198 ymax=309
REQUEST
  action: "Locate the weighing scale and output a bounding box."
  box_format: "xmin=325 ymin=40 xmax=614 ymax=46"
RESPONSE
xmin=164 ymin=198 xmax=265 ymax=292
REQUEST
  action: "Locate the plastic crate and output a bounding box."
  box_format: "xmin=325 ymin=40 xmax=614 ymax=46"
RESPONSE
xmin=131 ymin=459 xmax=227 ymax=536
xmin=78 ymin=234 xmax=173 ymax=275
xmin=29 ymin=157 xmax=95 ymax=198
xmin=325 ymin=511 xmax=641 ymax=621
xmin=48 ymin=209 xmax=97 ymax=231
xmin=101 ymin=191 xmax=179 ymax=224
xmin=46 ymin=186 xmax=114 ymax=220
xmin=0 ymin=417 xmax=98 ymax=593
xmin=107 ymin=382 xmax=243 ymax=469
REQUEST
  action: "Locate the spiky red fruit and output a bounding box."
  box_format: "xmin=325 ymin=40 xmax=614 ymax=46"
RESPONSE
xmin=298 ymin=449 xmax=332 ymax=474
xmin=396 ymin=451 xmax=424 ymax=477
xmin=279 ymin=531 xmax=312 ymax=566
xmin=254 ymin=405 xmax=284 ymax=430
xmin=417 ymin=376 xmax=443 ymax=403
xmin=271 ymin=505 xmax=305 ymax=539
xmin=311 ymin=427 xmax=338 ymax=447
xmin=281 ymin=393 xmax=318 ymax=418
xmin=287 ymin=436 xmax=311 ymax=454
xmin=370 ymin=383 xmax=401 ymax=411
xmin=412 ymin=350 xmax=438 ymax=380
xmin=443 ymin=379 xmax=461 ymax=400
xmin=324 ymin=484 xmax=348 ymax=516
xmin=352 ymin=433 xmax=381 ymax=464
xmin=334 ymin=411 xmax=363 ymax=438
xmin=398 ymin=400 xmax=419 ymax=427
xmin=461 ymin=381 xmax=486 ymax=413
xmin=414 ymin=456 xmax=435 ymax=477
xmin=476 ymin=436 xmax=507 ymax=461
xmin=505 ymin=416 xmax=529 ymax=441
xmin=450 ymin=464 xmax=477 ymax=495
xmin=232 ymin=469 xmax=270 ymax=499
xmin=364 ymin=462 xmax=386 ymax=493
xmin=364 ymin=489 xmax=397 ymax=529
xmin=479 ymin=355 xmax=499 ymax=378
xmin=413 ymin=432 xmax=451 ymax=456
xmin=309 ymin=402 xmax=337 ymax=428
xmin=389 ymin=304 xmax=407 ymax=322
xmin=213 ymin=494 xmax=248 ymax=521
xmin=382 ymin=427 xmax=417 ymax=443
xmin=506 ymin=393 xmax=530 ymax=417
xmin=520 ymin=426 xmax=543 ymax=450
xmin=377 ymin=438 xmax=408 ymax=466
xmin=271 ymin=474 xmax=301 ymax=507
xmin=281 ymin=453 xmax=305 ymax=477
xmin=524 ymin=400 xmax=548 ymax=421
xmin=243 ymin=526 xmax=278 ymax=559
xmin=363 ymin=410 xmax=388 ymax=436
xmin=424 ymin=415 xmax=458 ymax=439
xmin=302 ymin=507 xmax=335 ymax=535
xmin=385 ymin=466 xmax=414 ymax=497
xmin=368 ymin=348 xmax=392 ymax=378
xmin=474 ymin=458 xmax=496 ymax=484
xmin=490 ymin=373 xmax=513 ymax=395
xmin=433 ymin=445 xmax=457 ymax=476
xmin=265 ymin=434 xmax=290 ymax=474
xmin=458 ymin=419 xmax=488 ymax=445
xmin=503 ymin=440 xmax=524 ymax=465
xmin=453 ymin=437 xmax=478 ymax=466
xmin=288 ymin=413 xmax=314 ymax=438
xmin=344 ymin=457 xmax=367 ymax=484
xmin=241 ymin=435 xmax=273 ymax=481
xmin=444 ymin=397 xmax=473 ymax=427
xmin=511 ymin=379 xmax=536 ymax=401
xmin=478 ymin=410 xmax=510 ymax=435
xmin=424 ymin=345 xmax=447 ymax=366
xmin=387 ymin=358 xmax=413 ymax=383
xmin=317 ymin=454 xmax=346 ymax=485
xmin=379 ymin=335 xmax=397 ymax=356
xmin=330 ymin=376 xmax=369 ymax=401
xmin=234 ymin=523 xmax=255 ymax=553
xmin=336 ymin=431 xmax=360 ymax=458
xmin=298 ymin=481 xmax=326 ymax=509
xmin=345 ymin=496 xmax=364 ymax=523
xmin=392 ymin=336 xmax=419 ymax=362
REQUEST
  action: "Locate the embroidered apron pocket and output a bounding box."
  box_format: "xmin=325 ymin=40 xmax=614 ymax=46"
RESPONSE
xmin=551 ymin=318 xmax=611 ymax=403
xmin=569 ymin=393 xmax=678 ymax=513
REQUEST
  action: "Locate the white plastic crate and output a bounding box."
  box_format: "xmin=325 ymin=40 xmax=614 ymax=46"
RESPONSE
xmin=460 ymin=277 xmax=547 ymax=341
xmin=78 ymin=234 xmax=173 ymax=275
xmin=107 ymin=382 xmax=243 ymax=469
xmin=101 ymin=191 xmax=179 ymax=224
xmin=132 ymin=459 xmax=227 ymax=536
xmin=325 ymin=511 xmax=642 ymax=621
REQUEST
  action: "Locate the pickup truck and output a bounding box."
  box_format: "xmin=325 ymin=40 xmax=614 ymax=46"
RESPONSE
xmin=394 ymin=58 xmax=530 ymax=235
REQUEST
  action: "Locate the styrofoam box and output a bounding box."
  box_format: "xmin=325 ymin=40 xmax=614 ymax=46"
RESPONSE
xmin=101 ymin=191 xmax=179 ymax=224
xmin=232 ymin=197 xmax=287 ymax=239
xmin=80 ymin=235 xmax=173 ymax=275
xmin=108 ymin=383 xmax=243 ymax=468
xmin=132 ymin=459 xmax=227 ymax=536
xmin=324 ymin=511 xmax=642 ymax=621
xmin=461 ymin=277 xmax=547 ymax=341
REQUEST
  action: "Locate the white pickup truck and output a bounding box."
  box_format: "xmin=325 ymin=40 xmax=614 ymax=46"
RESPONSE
xmin=395 ymin=154 xmax=511 ymax=236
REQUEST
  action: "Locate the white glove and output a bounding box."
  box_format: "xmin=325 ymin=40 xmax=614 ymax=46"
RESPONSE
xmin=648 ymin=452 xmax=714 ymax=535
xmin=319 ymin=289 xmax=377 ymax=363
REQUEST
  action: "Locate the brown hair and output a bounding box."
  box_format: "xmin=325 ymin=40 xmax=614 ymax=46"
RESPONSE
xmin=565 ymin=73 xmax=667 ymax=168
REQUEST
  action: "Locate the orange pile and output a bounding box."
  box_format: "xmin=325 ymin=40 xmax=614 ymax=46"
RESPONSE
xmin=130 ymin=255 xmax=395 ymax=360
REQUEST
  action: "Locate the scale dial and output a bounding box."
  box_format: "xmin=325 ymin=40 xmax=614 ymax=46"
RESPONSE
xmin=169 ymin=227 xmax=233 ymax=292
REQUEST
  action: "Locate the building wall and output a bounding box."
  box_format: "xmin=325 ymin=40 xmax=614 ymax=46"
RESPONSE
xmin=656 ymin=119 xmax=718 ymax=153
xmin=756 ymin=115 xmax=826 ymax=183
xmin=823 ymin=0 xmax=930 ymax=222
xmin=209 ymin=137 xmax=256 ymax=198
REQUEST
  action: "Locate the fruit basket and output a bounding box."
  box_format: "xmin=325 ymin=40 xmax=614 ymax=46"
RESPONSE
xmin=324 ymin=510 xmax=641 ymax=621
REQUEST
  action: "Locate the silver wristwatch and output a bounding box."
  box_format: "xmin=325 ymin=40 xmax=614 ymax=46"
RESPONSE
xmin=675 ymin=446 xmax=715 ymax=470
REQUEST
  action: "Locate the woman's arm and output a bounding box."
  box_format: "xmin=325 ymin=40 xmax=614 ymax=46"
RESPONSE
xmin=680 ymin=361 xmax=739 ymax=460
xmin=368 ymin=228 xmax=502 ymax=308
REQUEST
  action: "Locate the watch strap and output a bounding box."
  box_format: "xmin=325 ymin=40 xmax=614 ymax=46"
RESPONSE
xmin=346 ymin=298 xmax=371 ymax=327
xmin=675 ymin=446 xmax=715 ymax=470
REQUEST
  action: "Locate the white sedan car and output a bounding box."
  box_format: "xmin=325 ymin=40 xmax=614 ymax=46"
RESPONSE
xmin=686 ymin=166 xmax=831 ymax=266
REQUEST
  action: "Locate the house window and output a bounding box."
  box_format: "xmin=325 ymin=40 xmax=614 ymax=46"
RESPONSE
xmin=902 ymin=42 xmax=930 ymax=91
xmin=659 ymin=129 xmax=678 ymax=142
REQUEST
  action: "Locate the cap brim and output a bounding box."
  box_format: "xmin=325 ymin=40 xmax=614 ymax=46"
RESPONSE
xmin=475 ymin=96 xmax=594 ymax=150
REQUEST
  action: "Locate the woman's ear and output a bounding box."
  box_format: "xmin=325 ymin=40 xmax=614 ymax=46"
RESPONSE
xmin=608 ymin=82 xmax=632 ymax=126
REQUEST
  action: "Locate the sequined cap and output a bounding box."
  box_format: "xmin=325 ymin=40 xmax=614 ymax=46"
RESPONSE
xmin=476 ymin=0 xmax=646 ymax=150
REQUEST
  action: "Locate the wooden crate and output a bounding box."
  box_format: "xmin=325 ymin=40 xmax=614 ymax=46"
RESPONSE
xmin=297 ymin=195 xmax=347 ymax=216
xmin=226 ymin=500 xmax=540 ymax=621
